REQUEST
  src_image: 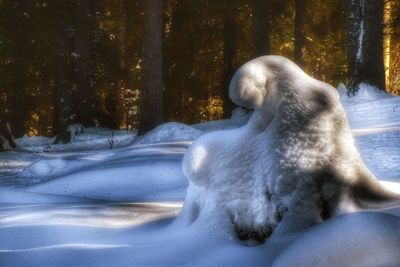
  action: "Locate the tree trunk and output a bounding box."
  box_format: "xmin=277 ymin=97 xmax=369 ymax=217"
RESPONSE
xmin=52 ymin=0 xmax=97 ymax=142
xmin=74 ymin=0 xmax=97 ymax=127
xmin=294 ymin=0 xmax=305 ymax=68
xmin=106 ymin=0 xmax=128 ymax=130
xmin=115 ymin=0 xmax=127 ymax=129
xmin=163 ymin=0 xmax=192 ymax=122
xmin=384 ymin=0 xmax=400 ymax=94
xmin=53 ymin=28 xmax=77 ymax=143
xmin=222 ymin=0 xmax=238 ymax=118
xmin=346 ymin=0 xmax=385 ymax=94
xmin=252 ymin=0 xmax=271 ymax=57
xmin=139 ymin=0 xmax=164 ymax=134
xmin=0 ymin=122 xmax=17 ymax=151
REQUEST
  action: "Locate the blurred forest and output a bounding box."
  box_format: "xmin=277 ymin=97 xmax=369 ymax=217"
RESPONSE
xmin=0 ymin=0 xmax=399 ymax=142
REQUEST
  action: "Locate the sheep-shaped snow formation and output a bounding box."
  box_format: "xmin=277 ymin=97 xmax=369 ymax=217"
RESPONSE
xmin=180 ymin=55 xmax=400 ymax=243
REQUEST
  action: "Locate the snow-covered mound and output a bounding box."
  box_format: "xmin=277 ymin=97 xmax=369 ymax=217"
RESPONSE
xmin=339 ymin=83 xmax=400 ymax=129
xmin=15 ymin=135 xmax=56 ymax=147
xmin=17 ymin=126 xmax=136 ymax=152
xmin=68 ymin=125 xmax=135 ymax=143
xmin=134 ymin=122 xmax=204 ymax=145
xmin=26 ymin=157 xmax=187 ymax=202
xmin=180 ymin=56 xmax=399 ymax=246
xmin=339 ymin=82 xmax=393 ymax=103
xmin=272 ymin=212 xmax=400 ymax=267
xmin=22 ymin=158 xmax=68 ymax=177
xmin=0 ymin=187 xmax=92 ymax=204
xmin=337 ymin=83 xmax=400 ymax=182
xmin=192 ymin=107 xmax=251 ymax=132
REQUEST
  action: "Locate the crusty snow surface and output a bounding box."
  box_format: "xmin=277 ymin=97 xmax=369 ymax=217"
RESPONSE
xmin=0 ymin=84 xmax=400 ymax=266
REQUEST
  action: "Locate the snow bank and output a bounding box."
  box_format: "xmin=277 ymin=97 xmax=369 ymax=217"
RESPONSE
xmin=339 ymin=82 xmax=393 ymax=103
xmin=272 ymin=212 xmax=400 ymax=267
xmin=17 ymin=126 xmax=136 ymax=152
xmin=339 ymin=83 xmax=400 ymax=129
xmin=22 ymin=158 xmax=68 ymax=177
xmin=134 ymin=122 xmax=204 ymax=145
xmin=337 ymin=83 xmax=400 ymax=182
xmin=0 ymin=187 xmax=92 ymax=204
xmin=192 ymin=107 xmax=251 ymax=132
xmin=15 ymin=135 xmax=56 ymax=147
xmin=27 ymin=160 xmax=188 ymax=201
xmin=68 ymin=125 xmax=135 ymax=143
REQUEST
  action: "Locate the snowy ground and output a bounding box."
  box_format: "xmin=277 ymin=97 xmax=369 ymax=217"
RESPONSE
xmin=1 ymin=84 xmax=400 ymax=266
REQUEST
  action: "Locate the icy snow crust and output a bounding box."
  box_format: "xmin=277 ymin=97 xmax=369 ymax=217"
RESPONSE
xmin=1 ymin=57 xmax=400 ymax=266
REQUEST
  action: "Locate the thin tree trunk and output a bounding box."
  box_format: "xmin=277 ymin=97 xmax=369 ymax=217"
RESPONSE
xmin=222 ymin=0 xmax=237 ymax=118
xmin=75 ymin=0 xmax=97 ymax=127
xmin=139 ymin=0 xmax=164 ymax=134
xmin=294 ymin=0 xmax=305 ymax=68
xmin=252 ymin=0 xmax=271 ymax=57
xmin=53 ymin=28 xmax=77 ymax=143
xmin=164 ymin=0 xmax=197 ymax=122
xmin=389 ymin=0 xmax=400 ymax=94
xmin=346 ymin=0 xmax=385 ymax=93
xmin=114 ymin=0 xmax=127 ymax=129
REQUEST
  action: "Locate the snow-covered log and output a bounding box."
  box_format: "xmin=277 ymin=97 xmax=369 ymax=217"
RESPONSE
xmin=179 ymin=55 xmax=400 ymax=244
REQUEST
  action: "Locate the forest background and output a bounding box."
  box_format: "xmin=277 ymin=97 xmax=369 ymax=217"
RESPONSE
xmin=0 ymin=0 xmax=399 ymax=142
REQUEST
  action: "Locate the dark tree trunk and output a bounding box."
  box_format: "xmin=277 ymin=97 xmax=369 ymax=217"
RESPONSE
xmin=74 ymin=0 xmax=97 ymax=127
xmin=164 ymin=0 xmax=193 ymax=122
xmin=107 ymin=0 xmax=128 ymax=129
xmin=139 ymin=0 xmax=164 ymax=134
xmin=252 ymin=0 xmax=271 ymax=57
xmin=53 ymin=0 xmax=98 ymax=142
xmin=53 ymin=28 xmax=77 ymax=143
xmin=294 ymin=0 xmax=305 ymax=68
xmin=222 ymin=0 xmax=238 ymax=118
xmin=346 ymin=0 xmax=385 ymax=94
xmin=115 ymin=0 xmax=127 ymax=129
xmin=0 ymin=122 xmax=17 ymax=151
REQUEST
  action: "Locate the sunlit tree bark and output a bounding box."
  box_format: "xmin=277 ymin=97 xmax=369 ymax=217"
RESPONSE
xmin=346 ymin=0 xmax=385 ymax=94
